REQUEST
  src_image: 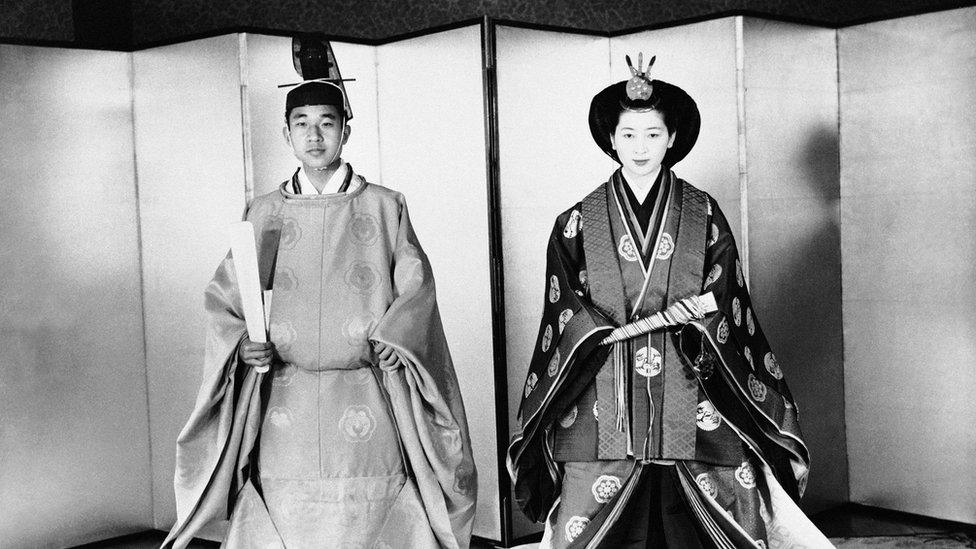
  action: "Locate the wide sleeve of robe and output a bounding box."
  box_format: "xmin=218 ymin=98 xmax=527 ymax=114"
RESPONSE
xmin=369 ymin=196 xmax=478 ymax=549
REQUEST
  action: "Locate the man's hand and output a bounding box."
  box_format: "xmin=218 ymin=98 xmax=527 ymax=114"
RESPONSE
xmin=239 ymin=337 xmax=275 ymax=371
xmin=374 ymin=341 xmax=401 ymax=371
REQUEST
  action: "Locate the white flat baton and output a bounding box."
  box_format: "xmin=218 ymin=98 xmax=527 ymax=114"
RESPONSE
xmin=600 ymin=292 xmax=717 ymax=345
xmin=229 ymin=221 xmax=270 ymax=373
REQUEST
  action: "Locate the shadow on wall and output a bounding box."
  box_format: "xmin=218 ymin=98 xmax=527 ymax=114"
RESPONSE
xmin=749 ymin=123 xmax=847 ymax=514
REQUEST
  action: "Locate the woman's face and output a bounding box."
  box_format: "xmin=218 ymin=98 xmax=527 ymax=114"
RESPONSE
xmin=610 ymin=109 xmax=675 ymax=179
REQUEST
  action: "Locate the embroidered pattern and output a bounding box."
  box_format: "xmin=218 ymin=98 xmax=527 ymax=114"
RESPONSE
xmin=565 ymin=516 xmax=589 ymax=542
xmin=704 ymin=264 xmax=722 ymax=288
xmin=524 ymin=372 xmax=538 ymax=397
xmin=696 ymin=473 xmax=718 ymax=498
xmin=656 ymin=232 xmax=675 ymax=260
xmin=591 ymin=475 xmax=622 ymax=503
xmin=717 ymin=317 xmax=729 ymax=344
xmin=558 ymin=309 xmax=574 ymax=334
xmin=547 ymin=349 xmax=561 ymax=377
xmin=618 ymin=234 xmax=639 ymax=262
xmin=748 ymin=374 xmax=768 ymax=402
xmin=735 ymin=461 xmax=757 ymax=489
xmin=549 ymin=275 xmax=560 ymax=303
xmin=339 ymin=405 xmax=376 ymax=442
xmin=696 ymin=400 xmax=722 ymax=431
xmin=542 ymin=324 xmax=553 ymax=352
xmin=764 ymin=352 xmax=783 ymax=379
xmin=563 ymin=209 xmax=582 ymax=238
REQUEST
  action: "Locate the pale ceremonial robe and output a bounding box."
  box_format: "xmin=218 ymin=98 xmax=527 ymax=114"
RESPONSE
xmin=508 ymin=170 xmax=830 ymax=548
xmin=164 ymin=167 xmax=477 ymax=548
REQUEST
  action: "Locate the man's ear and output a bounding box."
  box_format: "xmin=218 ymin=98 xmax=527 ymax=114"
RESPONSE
xmin=342 ymin=124 xmax=352 ymax=145
xmin=667 ymin=131 xmax=676 ymax=149
xmin=610 ymin=134 xmax=617 ymax=150
xmin=282 ymin=125 xmax=292 ymax=145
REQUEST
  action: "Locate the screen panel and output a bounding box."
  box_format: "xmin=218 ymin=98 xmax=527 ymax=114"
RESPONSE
xmin=741 ymin=18 xmax=847 ymax=513
xmin=495 ymin=24 xmax=612 ymax=539
xmin=244 ymin=34 xmax=380 ymax=197
xmin=839 ymin=7 xmax=976 ymax=523
xmin=0 ymin=45 xmax=151 ymax=547
xmin=132 ymin=34 xmax=249 ymax=529
xmin=376 ymin=24 xmax=500 ymax=540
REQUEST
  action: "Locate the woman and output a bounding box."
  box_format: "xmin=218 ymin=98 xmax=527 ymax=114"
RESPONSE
xmin=507 ymin=55 xmax=830 ymax=548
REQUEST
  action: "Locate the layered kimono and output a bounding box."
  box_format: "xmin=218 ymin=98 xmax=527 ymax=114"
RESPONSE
xmin=164 ymin=169 xmax=477 ymax=548
xmin=508 ymin=170 xmax=830 ymax=548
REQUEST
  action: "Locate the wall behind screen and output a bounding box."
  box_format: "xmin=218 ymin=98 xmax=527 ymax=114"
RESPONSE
xmin=839 ymin=6 xmax=976 ymax=523
xmin=0 ymin=45 xmax=151 ymax=547
xmin=133 ymin=35 xmax=248 ymax=529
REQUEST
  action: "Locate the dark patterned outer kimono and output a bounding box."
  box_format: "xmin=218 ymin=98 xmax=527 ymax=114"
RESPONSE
xmin=163 ymin=170 xmax=477 ymax=548
xmin=507 ymin=170 xmax=831 ymax=548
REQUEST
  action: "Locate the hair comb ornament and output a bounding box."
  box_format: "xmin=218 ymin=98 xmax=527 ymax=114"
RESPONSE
xmin=625 ymin=53 xmax=656 ymax=100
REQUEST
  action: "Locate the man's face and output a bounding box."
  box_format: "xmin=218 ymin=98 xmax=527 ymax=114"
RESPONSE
xmin=610 ymin=109 xmax=675 ymax=179
xmin=283 ymin=104 xmax=350 ymax=170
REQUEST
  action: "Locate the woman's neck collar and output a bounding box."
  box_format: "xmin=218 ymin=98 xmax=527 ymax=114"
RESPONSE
xmin=620 ymin=165 xmax=663 ymax=202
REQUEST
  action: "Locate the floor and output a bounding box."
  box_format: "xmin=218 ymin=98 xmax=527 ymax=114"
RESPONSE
xmin=72 ymin=504 xmax=976 ymax=548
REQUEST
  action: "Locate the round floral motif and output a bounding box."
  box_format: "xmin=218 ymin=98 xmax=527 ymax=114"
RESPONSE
xmin=764 ymin=352 xmax=783 ymax=380
xmin=579 ymin=270 xmax=588 ymax=289
xmin=339 ymin=404 xmax=377 ymax=442
xmin=695 ymin=473 xmax=718 ymax=498
xmin=591 ymin=475 xmax=622 ymax=503
xmin=275 ymin=267 xmax=298 ymax=292
xmin=343 ymin=314 xmax=376 ymax=346
xmin=618 ymin=235 xmax=639 ymax=262
xmin=549 ymin=275 xmax=561 ymax=303
xmin=717 ymin=317 xmax=730 ymax=344
xmin=349 ymin=212 xmax=380 ymax=245
xmin=272 ymin=363 xmax=295 ymax=386
xmin=541 ymin=324 xmax=553 ymax=352
xmin=345 ymin=261 xmax=379 ymax=294
xmin=635 ymin=346 xmax=662 ymax=377
xmin=269 ymin=321 xmax=298 ymax=353
xmin=732 ymin=297 xmax=742 ymax=326
xmin=736 ymin=259 xmax=744 ymax=287
xmin=735 ymin=461 xmax=757 ymax=489
xmin=744 ymin=346 xmax=754 ymax=370
xmin=704 ymin=264 xmax=723 ymax=288
xmin=747 ymin=374 xmax=767 ymax=402
xmin=558 ymin=309 xmax=574 ymax=334
xmin=279 ymin=217 xmax=302 ymax=250
xmin=565 ymin=516 xmax=589 ymax=542
xmin=563 ymin=210 xmax=581 ymax=238
xmin=708 ymin=223 xmax=720 ymax=247
xmin=746 ymin=308 xmax=755 ymax=336
xmin=547 ymin=349 xmax=561 ymax=377
xmin=656 ymin=232 xmax=675 ymax=260
xmin=696 ymin=400 xmax=722 ymax=431
xmin=559 ymin=405 xmax=578 ymax=428
xmin=454 ymin=460 xmax=476 ymax=495
xmin=524 ymin=372 xmax=538 ymax=398
xmin=267 ymin=406 xmax=294 ymax=429
xmin=593 ymin=400 xmax=599 ymax=420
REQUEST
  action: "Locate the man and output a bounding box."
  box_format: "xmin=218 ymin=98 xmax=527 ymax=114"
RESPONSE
xmin=164 ymin=42 xmax=477 ymax=549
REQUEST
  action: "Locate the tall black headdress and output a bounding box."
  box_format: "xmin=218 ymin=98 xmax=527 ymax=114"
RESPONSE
xmin=588 ymin=53 xmax=700 ymax=167
xmin=280 ymin=34 xmax=355 ymax=121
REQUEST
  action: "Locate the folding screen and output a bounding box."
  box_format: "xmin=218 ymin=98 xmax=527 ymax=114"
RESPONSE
xmin=740 ymin=18 xmax=846 ymax=512
xmin=374 ymin=25 xmax=499 ymax=541
xmin=839 ymin=6 xmax=976 ymax=523
xmin=0 ymin=45 xmax=151 ymax=547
